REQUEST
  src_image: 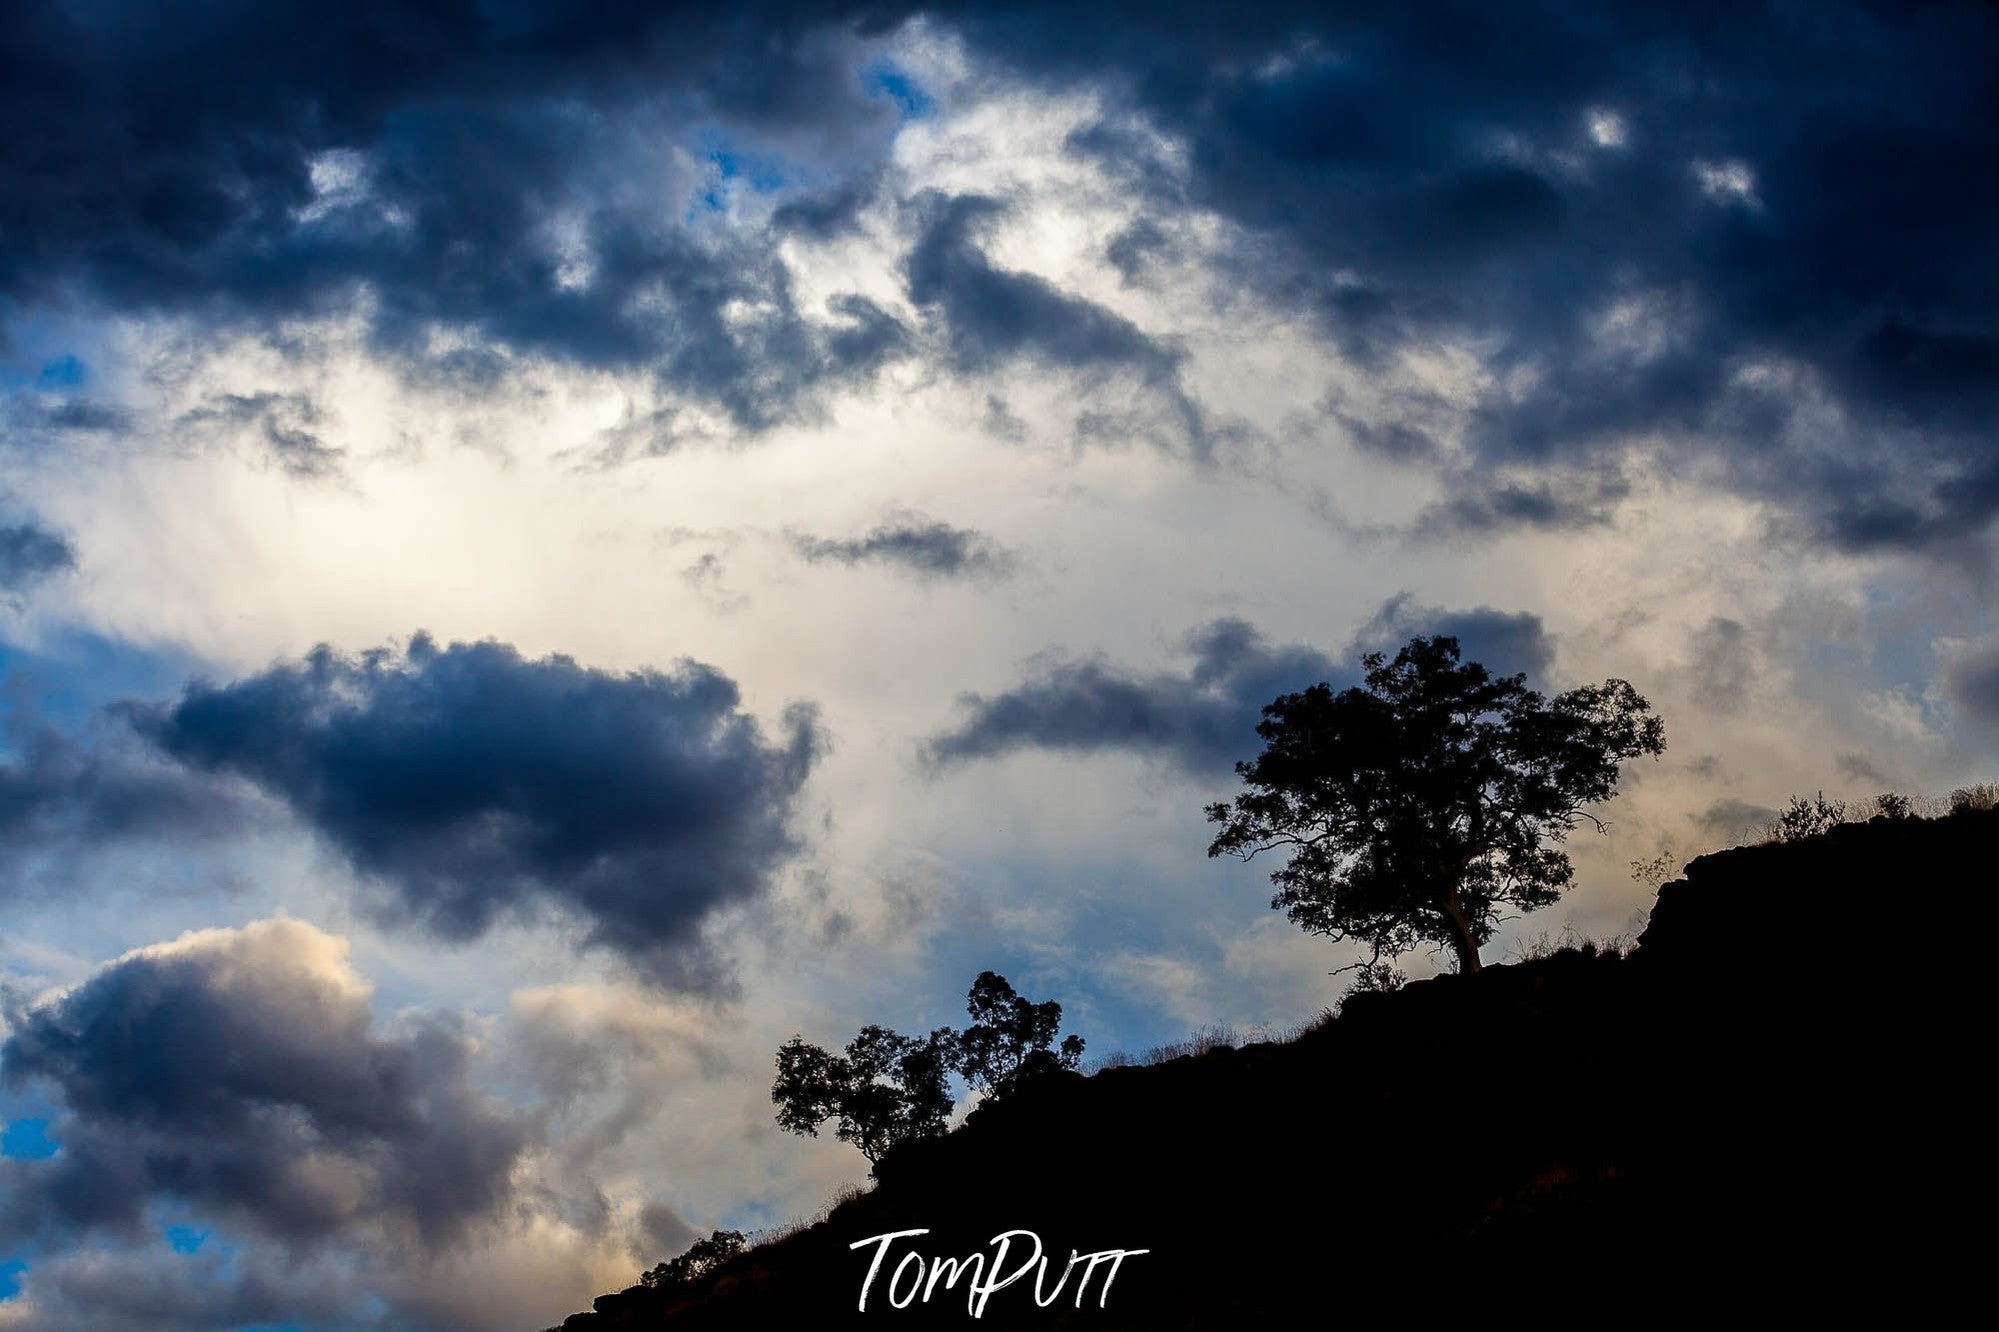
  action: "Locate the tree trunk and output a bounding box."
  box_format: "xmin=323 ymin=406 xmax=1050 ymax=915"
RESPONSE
xmin=1439 ymin=890 xmax=1482 ymax=974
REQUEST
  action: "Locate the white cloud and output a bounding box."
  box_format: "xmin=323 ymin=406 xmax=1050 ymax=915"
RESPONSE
xmin=1693 ymin=157 xmax=1759 ymax=206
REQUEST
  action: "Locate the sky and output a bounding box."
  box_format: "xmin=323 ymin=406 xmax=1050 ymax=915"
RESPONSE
xmin=1 ymin=2 xmax=1995 ymax=1328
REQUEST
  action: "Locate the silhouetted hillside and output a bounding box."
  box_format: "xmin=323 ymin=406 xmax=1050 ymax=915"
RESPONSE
xmin=546 ymin=810 xmax=1990 ymax=1328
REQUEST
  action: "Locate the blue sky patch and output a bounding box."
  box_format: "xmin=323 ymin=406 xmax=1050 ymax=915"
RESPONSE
xmin=691 ymin=131 xmax=798 ymax=215
xmin=167 ymin=1225 xmax=211 ymax=1255
xmin=863 ymin=60 xmax=934 ymax=120
xmin=36 ymin=354 xmax=89 ymax=388
xmin=0 ymin=1119 xmax=58 ymax=1161
xmin=0 ymin=630 xmax=205 ymax=732
xmin=35 ymin=353 xmax=88 ymax=388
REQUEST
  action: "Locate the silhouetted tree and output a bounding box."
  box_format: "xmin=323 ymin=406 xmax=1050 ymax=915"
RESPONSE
xmin=1776 ymin=791 xmax=1846 ymax=841
xmin=953 ymin=970 xmax=1084 ymax=1101
xmin=1337 ymin=960 xmax=1406 ymax=1013
xmin=772 ymin=1023 xmax=956 ymax=1166
xmin=1949 ymin=781 xmax=1997 ymax=815
xmin=1629 ymin=849 xmax=1677 ymax=887
xmin=641 ymin=1229 xmax=745 ymax=1289
xmin=772 ymin=972 xmax=1090 ymax=1163
xmin=1207 ymin=634 xmax=1664 ymax=975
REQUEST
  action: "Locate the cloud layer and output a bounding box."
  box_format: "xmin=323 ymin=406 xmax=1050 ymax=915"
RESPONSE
xmin=0 ymin=704 xmax=252 ymax=893
xmin=790 ymin=512 xmax=1011 ymax=579
xmin=0 ymin=1 xmax=933 ymax=425
xmin=985 ymin=1 xmax=1999 ymax=551
xmin=134 ymin=635 xmax=823 ymax=989
xmin=927 ymin=601 xmax=1554 ymax=775
xmin=1 ymin=919 xmax=525 ymax=1250
xmin=0 ymin=521 xmax=74 ymax=593
xmin=7 ymin=3 xmax=1995 ymax=545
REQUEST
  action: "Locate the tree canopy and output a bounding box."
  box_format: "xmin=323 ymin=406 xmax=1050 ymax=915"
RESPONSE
xmin=641 ymin=1229 xmax=745 ymax=1290
xmin=771 ymin=1024 xmax=956 ymax=1165
xmin=772 ymin=971 xmax=1084 ymax=1167
xmin=954 ymin=970 xmax=1085 ymax=1101
xmin=1206 ymin=634 xmax=1664 ymax=975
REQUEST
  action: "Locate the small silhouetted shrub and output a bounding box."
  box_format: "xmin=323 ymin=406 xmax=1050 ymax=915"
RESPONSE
xmin=1088 ymin=1023 xmax=1270 ymax=1071
xmin=1949 ymin=782 xmax=1998 ymax=815
xmin=746 ymin=1181 xmax=872 ymax=1250
xmin=1874 ymin=792 xmax=1913 ymax=820
xmin=1629 ymin=850 xmax=1677 ymax=887
xmin=1338 ymin=961 xmax=1408 ymax=1012
xmin=1510 ymin=924 xmax=1636 ymax=963
xmin=1776 ymin=791 xmax=1847 ymax=841
xmin=641 ymin=1229 xmax=745 ymax=1290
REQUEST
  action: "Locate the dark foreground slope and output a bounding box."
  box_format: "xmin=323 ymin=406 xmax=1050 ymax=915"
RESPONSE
xmin=549 ymin=810 xmax=1990 ymax=1329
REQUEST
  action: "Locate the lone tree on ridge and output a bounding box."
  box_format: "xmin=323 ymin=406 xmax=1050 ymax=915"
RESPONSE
xmin=1206 ymin=634 xmax=1664 ymax=975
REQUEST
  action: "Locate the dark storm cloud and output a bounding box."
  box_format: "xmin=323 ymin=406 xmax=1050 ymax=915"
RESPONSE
xmin=967 ymin=1 xmax=1999 ymax=551
xmin=1688 ymin=616 xmax=1754 ymax=714
xmin=1836 ymin=751 xmax=1893 ymax=788
xmin=0 ymin=520 xmax=75 ymax=591
xmin=26 ymin=398 xmax=132 ymax=433
xmin=1698 ymin=796 xmax=1776 ymax=842
xmin=1349 ymin=595 xmax=1553 ymax=682
xmin=771 ymin=172 xmax=884 ymax=240
xmin=905 ymin=192 xmax=1185 ymax=381
xmin=925 ymin=618 xmax=1338 ymax=774
xmin=0 ymin=1245 xmax=354 ymax=1332
xmin=132 ymin=635 xmax=824 ymax=989
xmin=824 ymin=293 xmax=913 ymax=379
xmin=790 ymin=513 xmax=1011 ymax=579
xmin=1945 ymin=643 xmax=1999 ymax=724
xmin=179 ymin=391 xmax=343 ymax=479
xmin=0 ymin=1 xmax=923 ymax=425
xmin=54 ymin=1269 xmax=344 ymax=1332
xmin=1104 ymin=217 xmax=1172 ymax=285
xmin=927 ymin=599 xmax=1553 ymax=772
xmin=8 ymin=3 xmax=1993 ymax=534
xmin=1415 ymin=471 xmax=1632 ymax=536
xmin=0 ymin=918 xmax=528 ymax=1250
xmin=1343 ymin=416 xmax=1444 ymax=465
xmin=639 ymin=1201 xmax=699 ymax=1264
xmin=0 ymin=708 xmax=252 ymax=884
xmin=2 ymin=1248 xmax=351 ymax=1328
